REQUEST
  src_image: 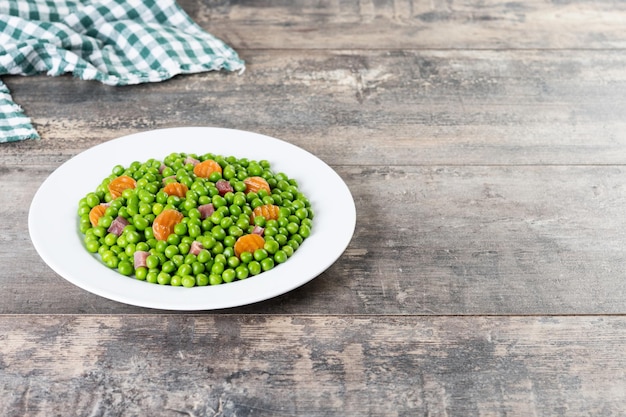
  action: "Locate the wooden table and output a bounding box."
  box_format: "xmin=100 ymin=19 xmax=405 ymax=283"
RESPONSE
xmin=2 ymin=1 xmax=626 ymax=415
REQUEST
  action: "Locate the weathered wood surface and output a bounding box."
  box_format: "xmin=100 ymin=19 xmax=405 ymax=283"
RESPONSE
xmin=180 ymin=0 xmax=626 ymax=50
xmin=3 ymin=48 xmax=626 ymax=314
xmin=2 ymin=315 xmax=626 ymax=416
xmin=3 ymin=164 xmax=626 ymax=315
xmin=4 ymin=49 xmax=626 ymax=166
xmin=2 ymin=0 xmax=626 ymax=414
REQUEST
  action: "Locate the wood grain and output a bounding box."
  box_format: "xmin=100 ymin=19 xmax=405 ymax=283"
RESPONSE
xmin=179 ymin=0 xmax=626 ymax=50
xmin=3 ymin=49 xmax=626 ymax=166
xmin=2 ymin=0 xmax=626 ymax=414
xmin=1 ymin=315 xmax=625 ymax=416
xmin=3 ymin=164 xmax=625 ymax=315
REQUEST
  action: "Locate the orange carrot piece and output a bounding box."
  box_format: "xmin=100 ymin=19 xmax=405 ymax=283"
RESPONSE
xmin=163 ymin=182 xmax=189 ymax=198
xmin=152 ymin=209 xmax=184 ymax=241
xmin=193 ymin=159 xmax=222 ymax=178
xmin=250 ymin=204 xmax=280 ymax=223
xmin=108 ymin=175 xmax=136 ymax=199
xmin=89 ymin=204 xmax=107 ymax=227
xmin=234 ymin=234 xmax=265 ymax=258
xmin=244 ymin=176 xmax=270 ymax=194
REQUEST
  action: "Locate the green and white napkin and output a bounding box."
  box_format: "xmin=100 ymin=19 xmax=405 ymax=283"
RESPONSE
xmin=0 ymin=0 xmax=245 ymax=143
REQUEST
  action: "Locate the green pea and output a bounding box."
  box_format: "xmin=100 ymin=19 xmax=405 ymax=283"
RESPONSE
xmin=209 ymin=171 xmax=222 ymax=182
xmin=212 ymin=195 xmax=227 ymax=208
xmin=93 ymin=226 xmax=107 ymax=238
xmin=211 ymin=241 xmax=224 ymax=255
xmin=264 ymin=226 xmax=278 ymax=237
xmin=227 ymin=256 xmax=240 ymax=268
xmin=264 ymin=240 xmax=279 ymax=255
xmin=133 ymin=215 xmax=149 ymax=231
xmin=211 ymin=262 xmax=225 ymax=275
xmin=105 ymin=256 xmax=119 ymax=269
xmin=299 ymin=224 xmax=311 ymax=238
xmin=196 ymin=273 xmax=209 ymax=286
xmin=222 ymin=268 xmax=236 ymax=283
xmin=235 ymin=265 xmax=249 ymax=280
xmin=274 ymin=233 xmax=288 ymax=246
xmin=162 ymin=260 xmax=176 ymax=273
xmin=85 ymin=240 xmax=100 ymax=253
xmin=145 ymin=271 xmax=158 ymax=283
xmin=261 ymin=257 xmax=274 ymax=271
xmin=188 ymin=224 xmax=202 ymax=238
xmin=170 ymin=275 xmax=182 ymax=286
xmin=78 ymin=205 xmax=91 ymax=216
xmin=85 ymin=193 xmax=100 ymax=208
xmin=228 ymin=204 xmax=242 ymax=216
xmin=209 ymin=211 xmax=223 ymax=225
xmin=223 ymin=165 xmax=236 ymax=180
xmin=145 ymin=255 xmax=160 ymax=269
xmin=209 ymin=273 xmax=223 ymax=285
xmin=236 ymin=217 xmax=250 ymax=230
xmin=179 ymin=275 xmax=194 ymax=288
xmin=173 ymin=222 xmax=187 ymax=236
xmin=171 ymin=254 xmax=184 ymax=267
xmin=192 ymin=262 xmax=205 ymax=275
xmin=164 ymin=245 xmax=179 ymax=259
xmin=177 ymin=242 xmax=189 ymax=256
xmin=248 ymin=261 xmax=261 ymax=276
xmin=283 ymin=245 xmax=294 ymax=258
xmin=178 ymin=264 xmax=193 ymax=277
xmin=157 ymin=272 xmax=171 ymax=285
xmin=239 ymin=251 xmax=253 ymax=264
xmin=286 ymin=222 xmax=300 ymax=235
xmin=118 ymin=261 xmax=134 ymax=276
xmin=103 ymin=233 xmax=117 ymax=247
xmin=233 ymin=193 xmax=247 ymax=206
xmin=135 ymin=267 xmax=148 ymax=280
xmin=223 ymin=235 xmax=236 ymax=248
xmin=98 ymin=215 xmax=113 ymax=229
xmin=197 ymin=249 xmax=212 ymax=264
xmin=274 ymin=250 xmax=288 ymax=264
xmin=211 ymin=226 xmax=226 ymax=241
xmin=166 ymin=233 xmax=180 ymax=246
xmin=188 ymin=208 xmax=201 ymax=219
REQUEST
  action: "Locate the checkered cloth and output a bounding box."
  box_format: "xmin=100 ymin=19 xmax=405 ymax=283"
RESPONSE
xmin=0 ymin=0 xmax=245 ymax=143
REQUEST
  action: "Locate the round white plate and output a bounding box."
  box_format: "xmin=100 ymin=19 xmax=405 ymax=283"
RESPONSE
xmin=28 ymin=127 xmax=356 ymax=310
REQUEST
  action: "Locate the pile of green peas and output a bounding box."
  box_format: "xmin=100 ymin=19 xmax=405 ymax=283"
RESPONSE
xmin=77 ymin=152 xmax=314 ymax=287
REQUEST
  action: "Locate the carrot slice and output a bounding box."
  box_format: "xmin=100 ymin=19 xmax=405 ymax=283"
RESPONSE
xmin=193 ymin=159 xmax=222 ymax=178
xmin=108 ymin=175 xmax=136 ymax=199
xmin=89 ymin=204 xmax=107 ymax=227
xmin=250 ymin=204 xmax=280 ymax=223
xmin=163 ymin=182 xmax=189 ymax=198
xmin=152 ymin=209 xmax=184 ymax=241
xmin=244 ymin=176 xmax=270 ymax=194
xmin=234 ymin=234 xmax=265 ymax=258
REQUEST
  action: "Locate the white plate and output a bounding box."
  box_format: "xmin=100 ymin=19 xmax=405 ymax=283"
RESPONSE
xmin=28 ymin=127 xmax=356 ymax=310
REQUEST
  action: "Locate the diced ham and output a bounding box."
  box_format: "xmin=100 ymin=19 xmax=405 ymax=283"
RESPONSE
xmin=107 ymin=216 xmax=129 ymax=236
xmin=198 ymin=203 xmax=215 ymax=219
xmin=158 ymin=164 xmax=166 ymax=173
xmin=215 ymin=179 xmax=234 ymax=196
xmin=184 ymin=156 xmax=200 ymax=166
xmin=134 ymin=251 xmax=150 ymax=268
xmin=252 ymin=225 xmax=265 ymax=236
xmin=190 ymin=241 xmax=204 ymax=255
